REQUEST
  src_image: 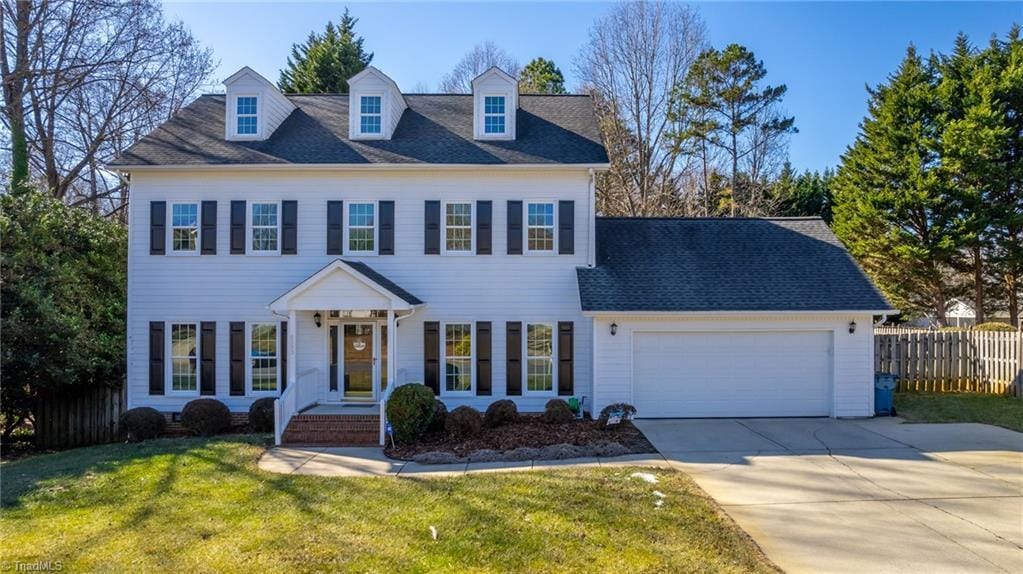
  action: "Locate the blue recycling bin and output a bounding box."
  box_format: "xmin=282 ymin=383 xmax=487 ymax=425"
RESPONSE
xmin=874 ymin=373 xmax=897 ymax=416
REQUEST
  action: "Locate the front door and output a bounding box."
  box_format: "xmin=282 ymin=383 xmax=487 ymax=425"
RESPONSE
xmin=342 ymin=323 xmax=375 ymax=400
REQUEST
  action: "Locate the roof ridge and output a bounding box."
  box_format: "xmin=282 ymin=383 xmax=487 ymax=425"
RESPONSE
xmin=597 ymin=216 xmax=825 ymax=222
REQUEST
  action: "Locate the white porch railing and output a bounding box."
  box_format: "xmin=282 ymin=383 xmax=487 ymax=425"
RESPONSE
xmin=274 ymin=367 xmax=321 ymax=445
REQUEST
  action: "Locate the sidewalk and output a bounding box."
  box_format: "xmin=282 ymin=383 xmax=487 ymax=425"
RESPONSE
xmin=258 ymin=446 xmax=670 ymax=477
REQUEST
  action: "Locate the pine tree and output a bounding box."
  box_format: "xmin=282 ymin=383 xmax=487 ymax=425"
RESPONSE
xmin=775 ymin=163 xmax=834 ymax=222
xmin=278 ymin=9 xmax=373 ymax=94
xmin=519 ymin=57 xmax=566 ymax=94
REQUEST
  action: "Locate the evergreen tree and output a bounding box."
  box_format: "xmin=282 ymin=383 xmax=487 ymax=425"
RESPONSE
xmin=775 ymin=162 xmax=834 ymax=222
xmin=278 ymin=9 xmax=373 ymax=94
xmin=519 ymin=57 xmax=567 ymax=94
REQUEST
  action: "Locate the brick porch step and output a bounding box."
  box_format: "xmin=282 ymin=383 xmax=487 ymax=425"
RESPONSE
xmin=281 ymin=414 xmax=379 ymax=446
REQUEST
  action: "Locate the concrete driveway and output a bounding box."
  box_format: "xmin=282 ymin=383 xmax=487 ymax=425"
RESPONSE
xmin=634 ymin=417 xmax=1023 ymax=574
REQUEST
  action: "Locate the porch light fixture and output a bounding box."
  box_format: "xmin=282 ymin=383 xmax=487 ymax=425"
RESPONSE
xmin=849 ymin=320 xmax=856 ymax=334
xmin=314 ymin=312 xmax=322 ymax=328
xmin=610 ymin=322 xmax=618 ymax=336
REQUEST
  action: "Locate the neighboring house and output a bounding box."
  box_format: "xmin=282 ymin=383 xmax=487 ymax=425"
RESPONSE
xmin=110 ymin=65 xmax=895 ymax=446
xmin=905 ymin=298 xmax=1013 ymax=328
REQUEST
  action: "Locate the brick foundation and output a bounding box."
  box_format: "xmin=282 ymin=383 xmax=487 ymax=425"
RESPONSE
xmin=162 ymin=412 xmax=250 ymax=435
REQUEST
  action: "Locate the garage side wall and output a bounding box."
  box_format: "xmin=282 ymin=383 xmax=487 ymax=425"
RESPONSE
xmin=592 ymin=314 xmax=875 ymax=418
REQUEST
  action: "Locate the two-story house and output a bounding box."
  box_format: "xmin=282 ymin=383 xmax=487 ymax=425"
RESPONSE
xmin=111 ymin=65 xmax=894 ymax=446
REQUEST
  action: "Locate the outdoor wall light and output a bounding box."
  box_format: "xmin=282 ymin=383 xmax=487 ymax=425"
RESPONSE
xmin=849 ymin=320 xmax=856 ymax=334
xmin=610 ymin=322 xmax=618 ymax=336
xmin=314 ymin=312 xmax=322 ymax=328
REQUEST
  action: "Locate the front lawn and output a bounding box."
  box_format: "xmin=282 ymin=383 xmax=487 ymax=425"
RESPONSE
xmin=895 ymin=393 xmax=1023 ymax=432
xmin=0 ymin=435 xmax=776 ymax=573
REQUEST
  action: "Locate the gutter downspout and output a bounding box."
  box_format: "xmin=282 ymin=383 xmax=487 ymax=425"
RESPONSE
xmin=587 ymin=168 xmax=596 ymax=268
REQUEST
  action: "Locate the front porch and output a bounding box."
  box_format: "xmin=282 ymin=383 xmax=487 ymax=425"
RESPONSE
xmin=269 ymin=259 xmax=424 ymax=446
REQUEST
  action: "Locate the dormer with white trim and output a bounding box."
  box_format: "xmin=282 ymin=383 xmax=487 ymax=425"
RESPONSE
xmin=472 ymin=67 xmax=518 ymax=141
xmin=223 ymin=66 xmax=295 ymax=142
xmin=348 ymin=67 xmax=407 ymax=140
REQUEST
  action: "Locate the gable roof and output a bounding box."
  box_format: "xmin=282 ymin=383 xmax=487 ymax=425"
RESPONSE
xmin=269 ymin=259 xmax=423 ymax=312
xmin=109 ymin=93 xmax=608 ymax=167
xmin=577 ymin=217 xmax=894 ymax=313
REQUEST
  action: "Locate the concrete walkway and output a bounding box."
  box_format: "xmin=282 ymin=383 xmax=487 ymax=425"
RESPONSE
xmin=258 ymin=446 xmax=670 ymax=477
xmin=635 ymin=417 xmax=1023 ymax=574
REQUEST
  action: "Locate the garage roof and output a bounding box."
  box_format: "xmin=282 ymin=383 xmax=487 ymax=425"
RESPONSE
xmin=577 ymin=217 xmax=894 ymax=313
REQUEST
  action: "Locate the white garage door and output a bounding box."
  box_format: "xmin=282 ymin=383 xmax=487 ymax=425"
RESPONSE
xmin=632 ymin=331 xmax=832 ymax=418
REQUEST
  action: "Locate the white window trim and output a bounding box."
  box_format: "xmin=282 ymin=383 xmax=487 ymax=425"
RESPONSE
xmin=482 ymin=94 xmax=507 ymax=136
xmin=167 ymin=201 xmax=200 ymax=256
xmin=441 ymin=200 xmax=474 ymax=255
xmin=524 ymin=200 xmax=557 ymax=256
xmin=247 ymin=200 xmax=281 ymax=256
xmin=344 ymin=200 xmax=379 ymax=256
xmin=441 ymin=320 xmax=475 ymax=397
xmin=358 ymin=93 xmax=384 ymax=137
xmin=234 ymin=94 xmax=261 ymax=139
xmin=247 ymin=321 xmax=281 ymax=396
xmin=523 ymin=321 xmax=557 ymax=396
xmin=166 ymin=321 xmax=200 ymax=396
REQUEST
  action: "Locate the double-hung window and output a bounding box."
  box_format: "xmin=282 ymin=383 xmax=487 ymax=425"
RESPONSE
xmin=360 ymin=96 xmax=382 ymax=134
xmin=444 ymin=322 xmax=473 ymax=393
xmin=170 ymin=323 xmax=198 ymax=393
xmin=170 ymin=203 xmax=199 ymax=253
xmin=237 ymin=96 xmax=258 ymax=136
xmin=347 ymin=202 xmax=376 ymax=254
xmin=444 ymin=202 xmax=472 ymax=253
xmin=250 ymin=202 xmax=279 ymax=253
xmin=526 ymin=323 xmax=554 ymax=393
xmin=484 ymin=96 xmax=505 ymax=134
xmin=526 ymin=202 xmax=555 ymax=253
xmin=250 ymin=323 xmax=278 ymax=393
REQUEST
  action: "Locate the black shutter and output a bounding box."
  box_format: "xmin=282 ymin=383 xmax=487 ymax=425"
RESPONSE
xmin=424 ymin=200 xmax=440 ymax=255
xmin=476 ymin=201 xmax=492 ymax=255
xmin=230 ymin=201 xmax=246 ymax=254
xmin=424 ymin=321 xmax=440 ymax=395
xmin=200 ymin=201 xmax=217 ymax=255
xmin=476 ymin=322 xmax=492 ymax=396
xmin=506 ymin=322 xmax=522 ymax=395
xmin=327 ymin=200 xmax=343 ymax=255
xmin=507 ymin=200 xmax=522 ymax=255
xmin=200 ymin=321 xmax=216 ymax=396
xmin=558 ymin=321 xmax=574 ymax=396
xmin=280 ymin=321 xmax=288 ymax=391
xmin=149 ymin=321 xmax=165 ymax=395
xmin=558 ymin=201 xmax=575 ymax=255
xmin=150 ymin=201 xmax=166 ymax=255
xmin=379 ymin=200 xmax=395 ymax=255
xmin=282 ymin=200 xmax=297 ymax=255
xmin=230 ymin=322 xmax=245 ymax=396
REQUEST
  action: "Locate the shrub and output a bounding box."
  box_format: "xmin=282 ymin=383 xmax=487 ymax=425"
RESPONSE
xmin=180 ymin=399 xmax=232 ymax=437
xmin=975 ymin=322 xmax=1016 ymax=332
xmin=598 ymin=403 xmax=638 ymax=428
xmin=445 ymin=406 xmax=483 ymax=439
xmin=119 ymin=407 xmax=165 ymax=442
xmin=428 ymin=399 xmax=448 ymax=433
xmin=542 ymin=399 xmax=575 ymax=424
xmin=484 ymin=399 xmax=519 ymax=428
xmin=386 ymin=384 xmax=436 ymax=443
xmin=248 ymin=397 xmax=276 ymax=432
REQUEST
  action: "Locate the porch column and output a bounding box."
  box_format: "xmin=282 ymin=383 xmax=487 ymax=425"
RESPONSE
xmin=287 ymin=310 xmax=297 ymax=389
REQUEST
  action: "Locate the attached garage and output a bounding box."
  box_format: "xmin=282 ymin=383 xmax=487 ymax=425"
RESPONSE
xmin=631 ymin=330 xmax=832 ymax=418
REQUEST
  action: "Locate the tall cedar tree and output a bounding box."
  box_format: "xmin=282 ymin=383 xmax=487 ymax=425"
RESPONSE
xmin=278 ymin=9 xmax=372 ymax=93
xmin=774 ymin=162 xmax=834 ymax=222
xmin=519 ymin=57 xmax=567 ymax=94
xmin=832 ymin=47 xmax=961 ymax=324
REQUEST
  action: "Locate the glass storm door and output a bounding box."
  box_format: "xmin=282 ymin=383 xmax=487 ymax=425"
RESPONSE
xmin=343 ymin=323 xmax=375 ymax=400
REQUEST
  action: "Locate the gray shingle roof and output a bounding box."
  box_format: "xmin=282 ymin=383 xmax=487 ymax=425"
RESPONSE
xmin=342 ymin=260 xmax=423 ymax=306
xmin=577 ymin=217 xmax=894 ymax=313
xmin=110 ymin=94 xmax=608 ymax=167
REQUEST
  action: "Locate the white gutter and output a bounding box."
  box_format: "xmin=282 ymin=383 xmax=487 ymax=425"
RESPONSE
xmin=110 ymin=163 xmax=611 ymax=174
xmin=587 ymin=168 xmax=597 ymax=268
xmin=583 ymin=309 xmax=899 ymax=318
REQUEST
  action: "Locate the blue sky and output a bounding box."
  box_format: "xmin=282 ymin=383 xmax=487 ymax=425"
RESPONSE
xmin=163 ymin=1 xmax=1020 ymax=172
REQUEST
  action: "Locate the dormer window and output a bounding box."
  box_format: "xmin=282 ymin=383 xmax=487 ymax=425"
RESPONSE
xmin=484 ymin=96 xmax=506 ymax=134
xmin=236 ymin=96 xmax=259 ymax=136
xmin=360 ymin=96 xmax=382 ymax=135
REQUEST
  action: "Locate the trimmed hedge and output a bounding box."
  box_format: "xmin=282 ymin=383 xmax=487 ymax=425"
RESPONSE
xmin=119 ymin=407 xmax=165 ymax=442
xmin=428 ymin=399 xmax=448 ymax=433
xmin=542 ymin=399 xmax=575 ymax=424
xmin=445 ymin=406 xmax=483 ymax=438
xmin=180 ymin=398 xmax=232 ymax=437
xmin=386 ymin=384 xmax=436 ymax=443
xmin=484 ymin=399 xmax=519 ymax=427
xmin=975 ymin=322 xmax=1016 ymax=332
xmin=248 ymin=397 xmax=276 ymax=432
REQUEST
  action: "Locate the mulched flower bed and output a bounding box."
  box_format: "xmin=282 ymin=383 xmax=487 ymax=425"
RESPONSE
xmin=385 ymin=415 xmax=656 ymax=463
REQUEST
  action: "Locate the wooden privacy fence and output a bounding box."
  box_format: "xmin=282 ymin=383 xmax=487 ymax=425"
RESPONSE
xmin=34 ymin=384 xmax=127 ymax=449
xmin=874 ymin=328 xmax=1023 ymax=396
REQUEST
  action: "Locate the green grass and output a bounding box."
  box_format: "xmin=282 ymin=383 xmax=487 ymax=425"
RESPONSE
xmin=895 ymin=393 xmax=1023 ymax=432
xmin=0 ymin=435 xmax=776 ymax=573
